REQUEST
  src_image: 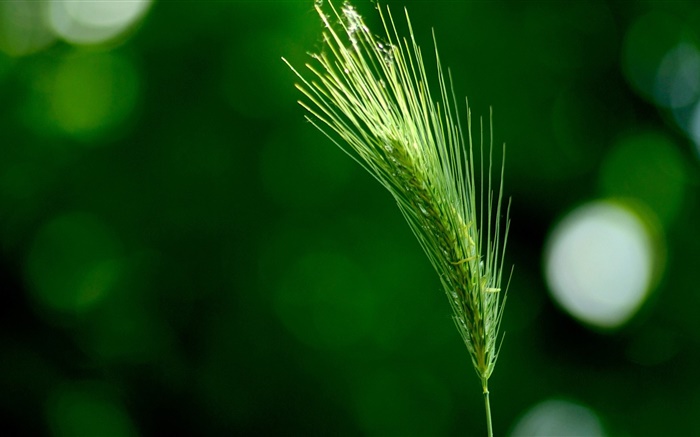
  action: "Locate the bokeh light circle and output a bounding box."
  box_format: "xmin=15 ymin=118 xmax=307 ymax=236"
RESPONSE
xmin=24 ymin=212 xmax=124 ymax=316
xmin=622 ymin=12 xmax=684 ymax=106
xmin=599 ymin=131 xmax=687 ymax=227
xmin=46 ymin=382 xmax=138 ymax=437
xmin=510 ymin=398 xmax=605 ymax=437
xmin=544 ymin=200 xmax=661 ymax=330
xmin=48 ymin=0 xmax=152 ymax=45
xmin=654 ymin=42 xmax=700 ymax=109
xmin=45 ymin=51 xmax=140 ymax=141
xmin=0 ymin=2 xmax=56 ymax=56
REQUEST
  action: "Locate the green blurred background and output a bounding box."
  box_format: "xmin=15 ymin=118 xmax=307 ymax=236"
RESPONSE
xmin=2 ymin=0 xmax=700 ymax=435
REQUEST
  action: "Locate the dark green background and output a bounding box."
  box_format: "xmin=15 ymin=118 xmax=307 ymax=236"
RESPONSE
xmin=2 ymin=1 xmax=699 ymax=435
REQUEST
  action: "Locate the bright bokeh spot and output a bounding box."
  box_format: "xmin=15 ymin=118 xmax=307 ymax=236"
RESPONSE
xmin=46 ymin=51 xmax=139 ymax=141
xmin=510 ymin=398 xmax=605 ymax=437
xmin=599 ymin=131 xmax=687 ymax=226
xmin=25 ymin=212 xmax=124 ymax=316
xmin=46 ymin=382 xmax=138 ymax=437
xmin=544 ymin=201 xmax=660 ymax=330
xmin=48 ymin=0 xmax=151 ymax=45
xmin=654 ymin=42 xmax=700 ymax=109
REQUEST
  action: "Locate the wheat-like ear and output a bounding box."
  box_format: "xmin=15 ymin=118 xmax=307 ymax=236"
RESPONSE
xmin=283 ymin=2 xmax=510 ymax=435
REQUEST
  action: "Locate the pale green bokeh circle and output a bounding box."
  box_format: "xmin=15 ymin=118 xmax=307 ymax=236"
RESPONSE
xmin=599 ymin=131 xmax=686 ymax=226
xmin=48 ymin=52 xmax=139 ymax=141
xmin=622 ymin=12 xmax=684 ymax=105
xmin=46 ymin=382 xmax=138 ymax=437
xmin=25 ymin=212 xmax=123 ymax=315
xmin=0 ymin=1 xmax=56 ymax=56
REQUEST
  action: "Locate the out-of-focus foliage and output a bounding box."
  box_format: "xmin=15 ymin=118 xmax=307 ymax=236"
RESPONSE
xmin=1 ymin=1 xmax=699 ymax=436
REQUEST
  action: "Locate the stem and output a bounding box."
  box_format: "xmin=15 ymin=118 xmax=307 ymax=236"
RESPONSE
xmin=483 ymin=380 xmax=493 ymax=437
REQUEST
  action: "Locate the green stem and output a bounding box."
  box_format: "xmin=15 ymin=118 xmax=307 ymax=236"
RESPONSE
xmin=483 ymin=381 xmax=493 ymax=437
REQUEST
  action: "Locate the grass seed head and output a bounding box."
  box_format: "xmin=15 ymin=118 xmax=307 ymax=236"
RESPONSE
xmin=284 ymin=0 xmax=510 ymax=388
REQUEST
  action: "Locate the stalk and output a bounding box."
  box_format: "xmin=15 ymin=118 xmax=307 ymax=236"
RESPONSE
xmin=483 ymin=380 xmax=493 ymax=437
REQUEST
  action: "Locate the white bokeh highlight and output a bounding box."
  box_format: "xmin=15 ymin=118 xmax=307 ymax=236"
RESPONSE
xmin=544 ymin=201 xmax=655 ymax=329
xmin=48 ymin=0 xmax=151 ymax=45
xmin=654 ymin=42 xmax=700 ymax=109
xmin=510 ymin=399 xmax=605 ymax=437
